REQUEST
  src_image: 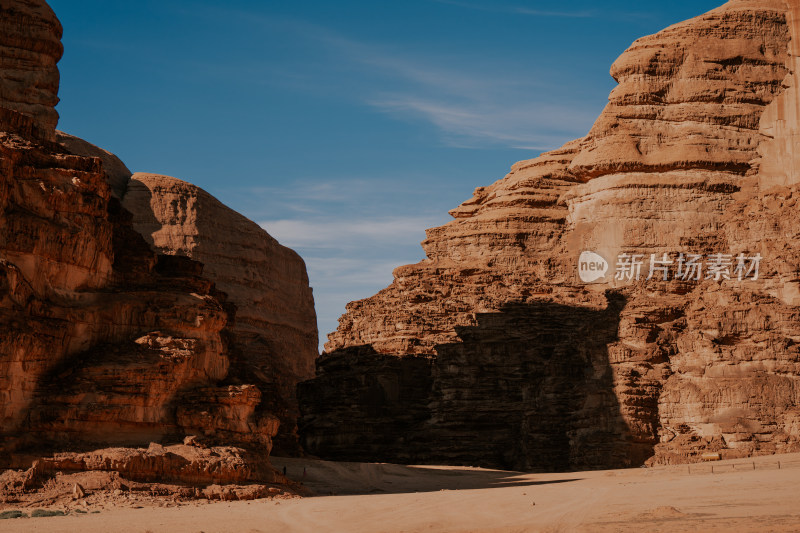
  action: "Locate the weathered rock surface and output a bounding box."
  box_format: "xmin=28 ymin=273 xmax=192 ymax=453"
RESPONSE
xmin=300 ymin=0 xmax=800 ymax=470
xmin=0 ymin=0 xmax=315 ymax=467
xmin=0 ymin=0 xmax=62 ymax=141
xmin=56 ymin=131 xmax=132 ymax=198
xmin=22 ymin=443 xmax=281 ymax=486
xmin=0 ymin=443 xmax=306 ymax=508
xmin=298 ymin=346 xmax=433 ymax=463
xmin=0 ymin=117 xmax=248 ymax=457
xmin=122 ymin=173 xmax=318 ymax=453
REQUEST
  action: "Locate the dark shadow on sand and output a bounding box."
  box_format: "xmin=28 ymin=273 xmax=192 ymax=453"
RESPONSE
xmin=269 ymin=456 xmax=582 ymax=496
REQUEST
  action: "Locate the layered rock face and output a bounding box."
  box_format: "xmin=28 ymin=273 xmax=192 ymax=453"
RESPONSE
xmin=56 ymin=131 xmax=132 ymax=198
xmin=298 ymin=346 xmax=433 ymax=463
xmin=122 ymin=174 xmax=318 ymax=452
xmin=0 ymin=118 xmax=244 ymax=455
xmin=0 ymin=0 xmax=316 ymax=463
xmin=300 ymin=0 xmax=800 ymax=470
xmin=0 ymin=0 xmax=62 ymax=141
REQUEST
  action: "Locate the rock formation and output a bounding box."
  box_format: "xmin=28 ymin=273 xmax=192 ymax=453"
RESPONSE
xmin=122 ymin=173 xmax=318 ymax=452
xmin=0 ymin=0 xmax=316 ymax=470
xmin=56 ymin=131 xmax=132 ymax=198
xmin=1 ymin=443 xmax=306 ymax=508
xmin=300 ymin=0 xmax=800 ymax=470
xmin=0 ymin=0 xmax=62 ymax=141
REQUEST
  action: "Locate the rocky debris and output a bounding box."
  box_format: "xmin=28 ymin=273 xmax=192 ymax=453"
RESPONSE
xmin=300 ymin=0 xmax=800 ymax=470
xmin=20 ymin=443 xmax=282 ymax=486
xmin=122 ymin=173 xmax=318 ymax=453
xmin=71 ymin=483 xmax=85 ymax=500
xmin=183 ymin=435 xmax=203 ymax=447
xmin=0 ymin=444 xmax=305 ymax=510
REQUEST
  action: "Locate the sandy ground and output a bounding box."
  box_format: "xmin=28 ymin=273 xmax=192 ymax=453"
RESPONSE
xmin=2 ymin=453 xmax=799 ymax=532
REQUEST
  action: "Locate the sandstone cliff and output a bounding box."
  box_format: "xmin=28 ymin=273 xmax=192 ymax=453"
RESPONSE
xmin=0 ymin=0 xmax=62 ymax=141
xmin=300 ymin=0 xmax=800 ymax=470
xmin=0 ymin=0 xmax=316 ymax=467
xmin=122 ymin=173 xmax=318 ymax=452
xmin=0 ymin=111 xmax=249 ymax=456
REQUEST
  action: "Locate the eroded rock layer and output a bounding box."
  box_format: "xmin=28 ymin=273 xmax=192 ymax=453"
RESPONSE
xmin=0 ymin=0 xmax=62 ymax=141
xmin=300 ymin=0 xmax=800 ymax=470
xmin=0 ymin=119 xmax=253 ymax=456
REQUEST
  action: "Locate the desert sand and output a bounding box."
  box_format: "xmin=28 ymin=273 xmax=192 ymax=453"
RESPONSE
xmin=2 ymin=452 xmax=798 ymax=533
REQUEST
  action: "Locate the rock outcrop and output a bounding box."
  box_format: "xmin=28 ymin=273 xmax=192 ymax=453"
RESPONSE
xmin=0 ymin=114 xmax=243 ymax=456
xmin=0 ymin=443 xmax=306 ymax=508
xmin=56 ymin=131 xmax=132 ymax=198
xmin=0 ymin=0 xmax=62 ymax=141
xmin=0 ymin=0 xmax=316 ymax=468
xmin=122 ymin=173 xmax=318 ymax=452
xmin=300 ymin=0 xmax=800 ymax=470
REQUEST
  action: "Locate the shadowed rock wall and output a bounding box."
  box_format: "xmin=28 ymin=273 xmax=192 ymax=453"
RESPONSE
xmin=300 ymin=295 xmax=631 ymax=471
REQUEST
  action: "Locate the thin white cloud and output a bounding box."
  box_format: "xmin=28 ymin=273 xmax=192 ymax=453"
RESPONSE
xmin=228 ymin=176 xmax=458 ymax=224
xmin=259 ymin=212 xmax=446 ymax=349
xmin=171 ymin=5 xmax=600 ymax=150
xmin=260 ymin=216 xmax=442 ymax=250
xmin=249 ymin=179 xmax=382 ymax=204
xmin=305 ymin=257 xmax=406 ymax=287
xmin=514 ymin=8 xmax=596 ymax=18
xmin=430 ymin=0 xmax=652 ymax=20
xmin=432 ymin=0 xmax=597 ymax=18
xmin=304 ymin=32 xmax=596 ymax=149
xmin=370 ymin=96 xmax=589 ymax=150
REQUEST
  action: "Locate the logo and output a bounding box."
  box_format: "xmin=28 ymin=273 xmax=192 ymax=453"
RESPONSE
xmin=578 ymin=251 xmax=609 ymax=283
xmin=576 ymin=250 xmax=763 ymax=284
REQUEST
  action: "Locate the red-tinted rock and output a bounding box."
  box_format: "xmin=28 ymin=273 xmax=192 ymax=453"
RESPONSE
xmin=122 ymin=173 xmax=318 ymax=453
xmin=302 ymin=0 xmax=800 ymax=469
xmin=0 ymin=0 xmax=315 ymax=464
xmin=0 ymin=0 xmax=62 ymax=140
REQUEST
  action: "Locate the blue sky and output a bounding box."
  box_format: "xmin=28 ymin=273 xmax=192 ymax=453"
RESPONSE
xmin=50 ymin=0 xmax=722 ymax=350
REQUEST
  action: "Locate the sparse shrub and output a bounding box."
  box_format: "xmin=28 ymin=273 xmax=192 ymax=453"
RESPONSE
xmin=30 ymin=509 xmax=66 ymax=518
xmin=0 ymin=510 xmax=27 ymax=519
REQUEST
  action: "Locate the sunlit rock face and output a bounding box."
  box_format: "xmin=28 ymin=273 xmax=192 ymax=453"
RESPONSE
xmin=0 ymin=0 xmax=63 ymax=141
xmin=300 ymin=0 xmax=800 ymax=470
xmin=122 ymin=173 xmax=318 ymax=453
xmin=0 ymin=0 xmax=316 ymax=461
